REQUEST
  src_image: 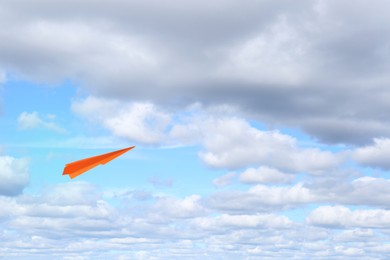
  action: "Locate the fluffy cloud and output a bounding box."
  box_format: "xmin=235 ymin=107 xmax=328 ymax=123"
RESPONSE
xmin=307 ymin=205 xmax=390 ymax=228
xmin=72 ymin=98 xmax=344 ymax=174
xmin=304 ymin=170 xmax=390 ymax=206
xmin=40 ymin=182 xmax=102 ymax=206
xmin=0 ymin=156 xmax=29 ymax=196
xmin=17 ymin=111 xmax=66 ymax=133
xmin=208 ymin=175 xmax=390 ymax=213
xmin=192 ymin=213 xmax=292 ymax=231
xmin=336 ymin=177 xmax=390 ymax=207
xmin=197 ymin=117 xmax=343 ymax=173
xmin=239 ymin=166 xmax=294 ymax=184
xmin=353 ymin=138 xmax=390 ymax=170
xmin=72 ymin=97 xmax=171 ymax=145
xmin=149 ymin=195 xmax=206 ymax=220
xmin=334 ymin=229 xmax=375 ymax=243
xmin=0 ymin=182 xmax=118 ymax=239
xmin=207 ymin=183 xmax=318 ymax=212
xmin=0 ymin=179 xmax=389 ymax=259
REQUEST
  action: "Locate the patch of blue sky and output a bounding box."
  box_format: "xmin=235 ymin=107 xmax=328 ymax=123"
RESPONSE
xmin=1 ymin=78 xmax=77 ymax=146
xmin=2 ymin=77 xmax=75 ymax=117
xmin=1 ymin=80 xmax=236 ymax=200
xmin=282 ymin=204 xmax=318 ymax=223
xmin=22 ymin=144 xmax=224 ymax=199
xmin=247 ymin=119 xmax=268 ymax=131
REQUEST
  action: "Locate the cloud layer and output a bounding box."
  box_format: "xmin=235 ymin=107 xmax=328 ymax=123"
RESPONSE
xmin=1 ymin=0 xmax=390 ymax=259
xmin=1 ymin=176 xmax=389 ymax=259
xmin=2 ymin=0 xmax=390 ymax=144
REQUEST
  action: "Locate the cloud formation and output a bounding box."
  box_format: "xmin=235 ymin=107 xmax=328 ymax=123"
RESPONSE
xmin=0 ymin=179 xmax=388 ymax=259
xmin=1 ymin=0 xmax=390 ymax=258
xmin=72 ymin=97 xmax=170 ymax=145
xmin=72 ymin=97 xmax=345 ymax=176
xmin=239 ymin=166 xmax=294 ymax=184
xmin=1 ymin=1 xmax=390 ymax=144
xmin=307 ymin=205 xmax=390 ymax=228
xmin=354 ymin=138 xmax=390 ymax=170
xmin=195 ymin=117 xmax=343 ymax=173
xmin=17 ymin=111 xmax=66 ymax=134
xmin=213 ymin=172 xmax=236 ymax=187
xmin=0 ymin=156 xmax=29 ymax=196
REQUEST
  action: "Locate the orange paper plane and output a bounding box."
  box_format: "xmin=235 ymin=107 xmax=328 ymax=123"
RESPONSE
xmin=63 ymin=146 xmax=135 ymax=179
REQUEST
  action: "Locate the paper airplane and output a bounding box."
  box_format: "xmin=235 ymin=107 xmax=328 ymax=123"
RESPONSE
xmin=63 ymin=146 xmax=135 ymax=179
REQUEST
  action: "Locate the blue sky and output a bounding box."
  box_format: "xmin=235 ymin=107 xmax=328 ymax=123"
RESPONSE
xmin=1 ymin=1 xmax=390 ymax=259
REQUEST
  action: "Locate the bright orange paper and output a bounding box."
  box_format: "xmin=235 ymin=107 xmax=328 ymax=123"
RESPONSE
xmin=62 ymin=146 xmax=135 ymax=179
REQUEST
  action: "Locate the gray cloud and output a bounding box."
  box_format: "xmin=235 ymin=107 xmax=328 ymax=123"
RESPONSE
xmin=1 ymin=1 xmax=390 ymax=144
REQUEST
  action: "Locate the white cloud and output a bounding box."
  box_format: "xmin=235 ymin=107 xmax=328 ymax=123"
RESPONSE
xmin=197 ymin=117 xmax=342 ymax=174
xmin=192 ymin=213 xmax=292 ymax=230
xmin=280 ymin=173 xmax=390 ymax=212
xmin=339 ymin=177 xmax=390 ymax=206
xmin=17 ymin=111 xmax=66 ymax=134
xmin=17 ymin=111 xmax=42 ymax=129
xmin=307 ymin=205 xmax=390 ymax=228
xmin=208 ymin=182 xmax=318 ymax=212
xmin=73 ymin=99 xmax=344 ymax=173
xmin=0 ymin=179 xmax=390 ymax=259
xmin=334 ymin=245 xmax=365 ymax=257
xmin=239 ymin=166 xmax=294 ymax=184
xmin=40 ymin=182 xmax=102 ymax=206
xmin=334 ymin=229 xmax=374 ymax=242
xmin=0 ymin=156 xmax=29 ymax=196
xmin=353 ymin=138 xmax=390 ymax=170
xmin=0 ymin=182 xmax=118 ymax=238
xmin=150 ymin=195 xmax=205 ymax=219
xmin=0 ymin=182 xmax=111 ymax=219
xmin=248 ymin=183 xmax=318 ymax=206
xmin=213 ymin=172 xmax=236 ymax=187
xmin=72 ymin=97 xmax=171 ymax=145
xmin=208 ymin=174 xmax=390 ymax=214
